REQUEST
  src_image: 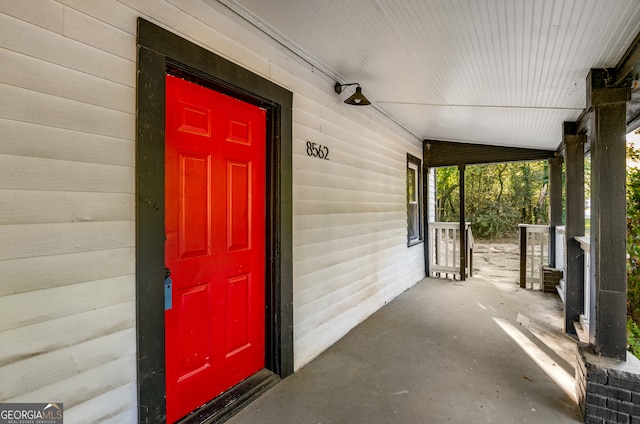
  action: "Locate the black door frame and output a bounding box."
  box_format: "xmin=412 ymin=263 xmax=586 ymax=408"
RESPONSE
xmin=136 ymin=18 xmax=293 ymax=423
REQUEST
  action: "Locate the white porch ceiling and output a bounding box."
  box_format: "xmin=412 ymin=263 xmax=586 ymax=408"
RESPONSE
xmin=215 ymin=0 xmax=640 ymax=150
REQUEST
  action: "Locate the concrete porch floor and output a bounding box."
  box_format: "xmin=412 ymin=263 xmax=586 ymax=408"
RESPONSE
xmin=228 ymin=242 xmax=582 ymax=423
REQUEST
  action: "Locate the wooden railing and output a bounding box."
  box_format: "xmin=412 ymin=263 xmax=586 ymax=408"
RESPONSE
xmin=555 ymin=226 xmax=566 ymax=301
xmin=576 ymin=236 xmax=591 ymax=335
xmin=518 ymin=224 xmax=550 ymax=290
xmin=428 ymin=222 xmax=473 ymax=280
xmin=518 ymin=225 xmax=593 ymax=338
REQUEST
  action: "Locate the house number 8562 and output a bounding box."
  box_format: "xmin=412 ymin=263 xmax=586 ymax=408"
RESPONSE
xmin=306 ymin=141 xmax=330 ymax=160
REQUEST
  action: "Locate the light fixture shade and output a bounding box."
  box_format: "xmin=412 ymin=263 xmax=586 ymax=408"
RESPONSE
xmin=334 ymin=82 xmax=371 ymax=106
xmin=344 ymin=86 xmax=371 ymax=106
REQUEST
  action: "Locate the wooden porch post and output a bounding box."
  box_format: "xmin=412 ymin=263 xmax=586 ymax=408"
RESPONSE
xmin=563 ymin=122 xmax=585 ymax=336
xmin=587 ymin=69 xmax=630 ymax=359
xmin=425 ymin=166 xmax=431 ymax=277
xmin=459 ymin=164 xmax=466 ymax=281
xmin=548 ymin=156 xmax=563 ymax=267
xmin=519 ymin=225 xmax=527 ymax=288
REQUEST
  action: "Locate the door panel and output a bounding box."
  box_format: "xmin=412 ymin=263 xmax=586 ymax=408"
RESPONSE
xmin=179 ymin=283 xmax=210 ymax=377
xmin=179 ymin=153 xmax=211 ymax=258
xmin=165 ymin=74 xmax=266 ymax=423
xmin=226 ymin=273 xmax=251 ymax=355
xmin=227 ymin=161 xmax=251 ymax=250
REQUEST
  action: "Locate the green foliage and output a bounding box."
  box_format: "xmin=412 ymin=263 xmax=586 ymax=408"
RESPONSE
xmin=627 ymin=140 xmax=640 ymax=358
xmin=627 ymin=214 xmax=640 ymax=323
xmin=628 ymin=319 xmax=640 ymax=359
xmin=472 ymin=202 xmax=521 ymax=239
xmin=627 ymin=167 xmax=640 ymax=219
xmin=584 ymin=153 xmax=591 ymax=207
xmin=436 ymin=161 xmax=548 ymax=239
xmin=435 ymin=166 xmax=460 ymax=221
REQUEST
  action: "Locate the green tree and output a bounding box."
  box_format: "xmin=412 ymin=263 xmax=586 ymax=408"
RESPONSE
xmin=435 ymin=160 xmax=548 ymax=239
xmin=627 ymin=130 xmax=640 ymax=357
xmin=627 ymin=141 xmax=640 ymax=347
xmin=436 ymin=166 xmax=459 ymax=221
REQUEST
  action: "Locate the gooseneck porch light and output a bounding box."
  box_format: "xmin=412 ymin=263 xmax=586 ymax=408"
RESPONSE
xmin=334 ymin=82 xmax=371 ymax=106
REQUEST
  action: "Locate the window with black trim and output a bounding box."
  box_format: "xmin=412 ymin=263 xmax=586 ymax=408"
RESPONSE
xmin=407 ymin=154 xmax=423 ymax=245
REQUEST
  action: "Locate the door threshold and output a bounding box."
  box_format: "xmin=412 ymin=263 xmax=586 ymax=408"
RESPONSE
xmin=176 ymin=369 xmax=280 ymax=424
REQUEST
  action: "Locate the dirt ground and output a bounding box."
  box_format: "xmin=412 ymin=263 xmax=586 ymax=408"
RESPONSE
xmin=472 ymin=239 xmax=521 ymax=284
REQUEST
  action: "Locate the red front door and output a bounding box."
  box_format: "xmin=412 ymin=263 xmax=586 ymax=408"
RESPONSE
xmin=164 ymin=74 xmax=266 ymax=423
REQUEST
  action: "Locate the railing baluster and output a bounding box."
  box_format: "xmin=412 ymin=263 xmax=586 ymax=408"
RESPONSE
xmin=428 ymin=222 xmax=474 ymax=280
xmin=519 ymin=224 xmax=550 ymax=290
xmin=576 ymin=236 xmax=591 ymax=335
xmin=554 ymin=226 xmax=566 ymax=302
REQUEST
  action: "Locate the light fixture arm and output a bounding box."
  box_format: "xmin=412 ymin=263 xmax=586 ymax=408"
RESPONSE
xmin=334 ymin=82 xmax=360 ymax=94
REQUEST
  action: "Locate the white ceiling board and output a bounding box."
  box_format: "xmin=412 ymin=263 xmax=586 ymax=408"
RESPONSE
xmin=381 ymin=103 xmax=582 ymax=149
xmin=217 ymin=0 xmax=640 ymax=149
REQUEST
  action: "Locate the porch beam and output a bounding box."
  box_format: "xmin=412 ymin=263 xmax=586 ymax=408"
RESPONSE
xmin=548 ymin=156 xmax=563 ymax=267
xmin=575 ymin=109 xmax=590 ymax=138
xmin=614 ymin=30 xmax=640 ymax=87
xmin=587 ymin=68 xmax=630 ymax=360
xmin=563 ymin=122 xmax=585 ymax=336
xmin=424 ymin=140 xmax=556 ymax=168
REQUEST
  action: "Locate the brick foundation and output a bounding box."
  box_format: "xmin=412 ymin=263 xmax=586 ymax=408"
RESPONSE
xmin=576 ymin=344 xmax=640 ymax=424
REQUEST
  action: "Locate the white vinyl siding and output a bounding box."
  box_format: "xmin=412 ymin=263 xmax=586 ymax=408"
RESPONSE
xmin=292 ymin=99 xmax=424 ymax=367
xmin=0 ymin=1 xmax=425 ymax=421
xmin=0 ymin=2 xmax=137 ymax=421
